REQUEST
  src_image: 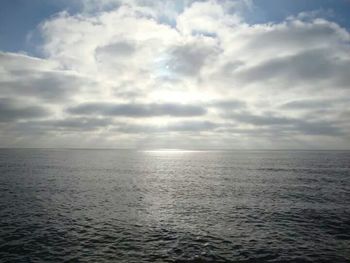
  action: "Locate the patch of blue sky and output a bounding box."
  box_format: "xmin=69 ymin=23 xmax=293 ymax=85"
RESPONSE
xmin=1 ymin=0 xmax=350 ymax=55
xmin=245 ymin=0 xmax=350 ymax=28
xmin=0 ymin=0 xmax=81 ymax=54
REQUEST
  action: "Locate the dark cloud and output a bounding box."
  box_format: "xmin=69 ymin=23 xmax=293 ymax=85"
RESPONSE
xmin=236 ymin=49 xmax=350 ymax=87
xmin=0 ymin=98 xmax=50 ymax=122
xmin=47 ymin=117 xmax=112 ymax=131
xmin=294 ymin=121 xmax=341 ymax=136
xmin=1 ymin=71 xmax=91 ymax=101
xmin=167 ymin=42 xmax=219 ymax=76
xmin=115 ymin=120 xmax=218 ymax=134
xmin=16 ymin=117 xmax=112 ymax=132
xmin=167 ymin=120 xmax=218 ymax=131
xmin=280 ymin=99 xmax=331 ymax=109
xmin=1 ymin=52 xmax=94 ymax=102
xmin=221 ymin=126 xmax=287 ymax=137
xmin=280 ymin=98 xmax=348 ymax=110
xmin=67 ymin=102 xmax=207 ymax=117
xmin=230 ymin=112 xmax=342 ymax=136
xmin=95 ymin=41 xmax=136 ymax=60
xmin=232 ymin=112 xmax=293 ymax=126
xmin=209 ymin=99 xmax=246 ymax=110
xmin=115 ymin=124 xmax=160 ymax=133
xmin=245 ymin=20 xmax=347 ymax=52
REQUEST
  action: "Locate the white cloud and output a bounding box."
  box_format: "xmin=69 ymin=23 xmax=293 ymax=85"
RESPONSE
xmin=0 ymin=0 xmax=349 ymax=149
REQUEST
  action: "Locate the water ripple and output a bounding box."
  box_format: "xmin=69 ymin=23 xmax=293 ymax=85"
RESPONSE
xmin=0 ymin=149 xmax=349 ymax=262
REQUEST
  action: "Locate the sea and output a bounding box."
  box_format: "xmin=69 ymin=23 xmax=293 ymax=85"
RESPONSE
xmin=0 ymin=149 xmax=349 ymax=262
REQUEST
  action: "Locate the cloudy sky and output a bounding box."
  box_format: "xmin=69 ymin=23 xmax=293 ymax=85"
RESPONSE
xmin=0 ymin=0 xmax=350 ymax=149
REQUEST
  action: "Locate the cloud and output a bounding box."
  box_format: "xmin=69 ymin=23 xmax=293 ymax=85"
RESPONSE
xmin=168 ymin=120 xmax=218 ymax=131
xmin=0 ymin=98 xmax=50 ymax=122
xmin=176 ymin=0 xmax=241 ymax=36
xmin=206 ymin=17 xmax=350 ymax=93
xmin=18 ymin=117 xmax=113 ymax=132
xmin=0 ymin=52 xmax=94 ymax=102
xmin=209 ymin=99 xmax=246 ymax=110
xmin=234 ymin=49 xmax=350 ymax=88
xmin=280 ymin=98 xmax=349 ymax=110
xmin=1 ymin=71 xmax=89 ymax=101
xmin=0 ymin=0 xmax=349 ymax=148
xmin=95 ymin=41 xmax=136 ymax=59
xmin=243 ymin=18 xmax=349 ymax=54
xmin=230 ymin=112 xmax=343 ymax=136
xmin=67 ymin=102 xmax=207 ymax=117
xmin=115 ymin=120 xmax=219 ymax=133
xmin=166 ymin=40 xmax=219 ymax=77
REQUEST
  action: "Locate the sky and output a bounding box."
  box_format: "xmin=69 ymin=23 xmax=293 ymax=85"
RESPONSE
xmin=0 ymin=0 xmax=350 ymax=149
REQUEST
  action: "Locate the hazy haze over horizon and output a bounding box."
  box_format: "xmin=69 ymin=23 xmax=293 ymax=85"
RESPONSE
xmin=1 ymin=0 xmax=350 ymax=149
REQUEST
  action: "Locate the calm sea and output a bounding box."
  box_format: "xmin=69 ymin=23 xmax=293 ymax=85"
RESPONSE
xmin=0 ymin=149 xmax=349 ymax=262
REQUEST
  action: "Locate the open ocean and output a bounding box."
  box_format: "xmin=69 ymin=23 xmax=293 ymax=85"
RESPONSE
xmin=0 ymin=149 xmax=349 ymax=262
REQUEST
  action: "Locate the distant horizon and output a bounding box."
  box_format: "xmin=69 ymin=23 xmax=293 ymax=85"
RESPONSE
xmin=1 ymin=147 xmax=349 ymax=151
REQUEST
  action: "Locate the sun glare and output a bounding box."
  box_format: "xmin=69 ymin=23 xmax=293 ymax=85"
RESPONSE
xmin=142 ymin=149 xmax=205 ymax=154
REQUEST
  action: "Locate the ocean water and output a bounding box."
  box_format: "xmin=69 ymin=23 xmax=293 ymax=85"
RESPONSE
xmin=0 ymin=149 xmax=349 ymax=263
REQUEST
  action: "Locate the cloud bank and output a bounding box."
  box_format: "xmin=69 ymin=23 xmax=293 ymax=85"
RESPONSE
xmin=0 ymin=0 xmax=349 ymax=149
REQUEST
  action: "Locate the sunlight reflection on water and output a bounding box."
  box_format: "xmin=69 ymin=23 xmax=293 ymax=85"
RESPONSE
xmin=0 ymin=149 xmax=349 ymax=262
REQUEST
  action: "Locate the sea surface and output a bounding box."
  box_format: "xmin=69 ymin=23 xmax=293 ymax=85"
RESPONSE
xmin=0 ymin=149 xmax=349 ymax=262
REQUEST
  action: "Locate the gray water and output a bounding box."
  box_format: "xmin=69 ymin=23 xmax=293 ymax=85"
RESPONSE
xmin=0 ymin=149 xmax=349 ymax=262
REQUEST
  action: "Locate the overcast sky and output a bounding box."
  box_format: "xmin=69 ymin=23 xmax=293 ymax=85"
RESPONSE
xmin=0 ymin=0 xmax=350 ymax=149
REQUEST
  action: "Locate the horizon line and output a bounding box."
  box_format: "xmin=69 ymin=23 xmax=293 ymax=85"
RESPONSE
xmin=0 ymin=147 xmax=349 ymax=151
